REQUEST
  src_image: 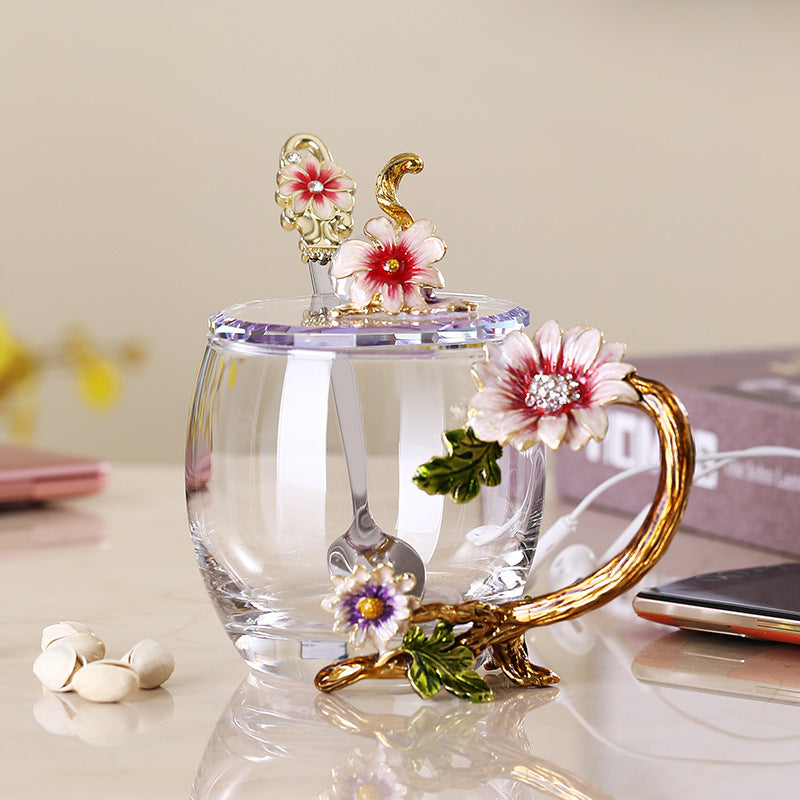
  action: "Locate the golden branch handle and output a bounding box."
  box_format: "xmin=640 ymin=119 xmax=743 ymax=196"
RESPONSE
xmin=505 ymin=373 xmax=695 ymax=628
xmin=316 ymin=372 xmax=695 ymax=693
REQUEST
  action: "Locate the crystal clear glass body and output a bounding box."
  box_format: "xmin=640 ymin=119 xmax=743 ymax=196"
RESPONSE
xmin=186 ymin=295 xmax=546 ymax=678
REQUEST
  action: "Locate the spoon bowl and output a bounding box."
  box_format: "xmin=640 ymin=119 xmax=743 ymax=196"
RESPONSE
xmin=327 ymin=505 xmax=427 ymax=590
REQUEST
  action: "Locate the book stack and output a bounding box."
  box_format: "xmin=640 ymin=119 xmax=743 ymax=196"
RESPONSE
xmin=554 ymin=348 xmax=800 ymax=556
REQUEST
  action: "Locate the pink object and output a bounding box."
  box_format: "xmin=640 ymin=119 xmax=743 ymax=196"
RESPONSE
xmin=0 ymin=444 xmax=108 ymax=506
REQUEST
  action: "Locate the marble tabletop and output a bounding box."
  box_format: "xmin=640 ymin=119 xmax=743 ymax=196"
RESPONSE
xmin=2 ymin=464 xmax=799 ymax=799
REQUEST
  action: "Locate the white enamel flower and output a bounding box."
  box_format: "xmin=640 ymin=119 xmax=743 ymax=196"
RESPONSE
xmin=330 ymin=217 xmax=446 ymax=313
xmin=322 ymin=563 xmax=419 ymax=652
xmin=468 ymin=320 xmax=638 ymax=451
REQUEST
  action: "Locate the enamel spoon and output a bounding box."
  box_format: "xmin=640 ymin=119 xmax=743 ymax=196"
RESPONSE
xmin=277 ymin=133 xmax=426 ymax=594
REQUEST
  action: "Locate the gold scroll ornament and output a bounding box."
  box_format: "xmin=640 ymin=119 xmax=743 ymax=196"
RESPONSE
xmin=316 ymin=373 xmax=695 ymax=691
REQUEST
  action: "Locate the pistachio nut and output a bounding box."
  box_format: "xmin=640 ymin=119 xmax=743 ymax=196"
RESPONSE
xmin=33 ymin=644 xmax=85 ymax=692
xmin=50 ymin=632 xmax=105 ymax=663
xmin=122 ymin=639 xmax=174 ymax=689
xmin=40 ymin=621 xmax=98 ymax=651
xmin=71 ymin=660 xmax=140 ymax=703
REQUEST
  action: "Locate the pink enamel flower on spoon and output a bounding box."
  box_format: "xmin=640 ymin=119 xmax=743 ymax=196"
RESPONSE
xmin=277 ymin=153 xmax=355 ymax=220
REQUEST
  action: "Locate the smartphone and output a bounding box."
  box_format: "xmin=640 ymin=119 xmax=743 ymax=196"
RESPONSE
xmin=633 ymin=563 xmax=800 ymax=644
xmin=0 ymin=444 xmax=109 ymax=506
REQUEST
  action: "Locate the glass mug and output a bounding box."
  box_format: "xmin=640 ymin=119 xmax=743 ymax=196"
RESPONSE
xmin=186 ymin=294 xmax=547 ymax=678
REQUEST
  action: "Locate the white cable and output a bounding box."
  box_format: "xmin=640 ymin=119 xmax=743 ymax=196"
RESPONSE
xmin=571 ymin=446 xmax=800 ymax=519
xmin=536 ymin=446 xmax=800 ymax=571
xmin=532 ymin=514 xmax=578 ymax=563
xmin=596 ymin=456 xmax=738 ymax=563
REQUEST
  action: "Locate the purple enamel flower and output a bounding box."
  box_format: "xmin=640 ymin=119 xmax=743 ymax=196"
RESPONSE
xmin=322 ymin=563 xmax=419 ymax=652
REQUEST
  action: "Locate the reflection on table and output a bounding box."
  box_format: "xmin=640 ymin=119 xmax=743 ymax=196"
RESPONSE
xmin=33 ymin=687 xmax=174 ymax=746
xmin=192 ymin=672 xmax=615 ymax=800
xmin=0 ymin=505 xmax=107 ymax=558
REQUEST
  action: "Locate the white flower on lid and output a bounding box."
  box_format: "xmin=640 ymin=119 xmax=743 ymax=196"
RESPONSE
xmin=331 ymin=217 xmax=445 ymax=313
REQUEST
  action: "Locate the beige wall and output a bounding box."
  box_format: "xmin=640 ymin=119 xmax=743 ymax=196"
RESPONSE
xmin=0 ymin=1 xmax=798 ymax=463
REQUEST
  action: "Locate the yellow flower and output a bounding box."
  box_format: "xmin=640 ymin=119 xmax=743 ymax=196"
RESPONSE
xmin=0 ymin=314 xmax=18 ymax=377
xmin=77 ymin=356 xmax=120 ymax=409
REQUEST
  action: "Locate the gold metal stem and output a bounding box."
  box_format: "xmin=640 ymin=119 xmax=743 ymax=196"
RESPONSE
xmin=315 ymin=649 xmax=409 ymax=693
xmin=375 ymin=153 xmax=424 ymax=230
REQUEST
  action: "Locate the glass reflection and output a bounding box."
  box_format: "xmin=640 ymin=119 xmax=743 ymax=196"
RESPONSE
xmin=192 ymin=673 xmax=616 ymax=799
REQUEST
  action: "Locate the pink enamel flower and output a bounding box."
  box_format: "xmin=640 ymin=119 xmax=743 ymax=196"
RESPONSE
xmin=331 ymin=217 xmax=446 ymax=313
xmin=468 ymin=321 xmax=638 ymax=451
xmin=277 ymin=153 xmax=355 ymax=220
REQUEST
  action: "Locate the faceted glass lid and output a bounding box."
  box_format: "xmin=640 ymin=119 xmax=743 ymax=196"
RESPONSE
xmin=209 ymin=293 xmax=529 ymax=352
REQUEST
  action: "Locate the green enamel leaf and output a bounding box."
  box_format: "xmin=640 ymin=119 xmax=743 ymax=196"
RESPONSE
xmin=413 ymin=427 xmax=503 ymax=504
xmin=402 ymin=622 xmax=493 ymax=703
xmin=407 ymin=652 xmax=444 ymax=698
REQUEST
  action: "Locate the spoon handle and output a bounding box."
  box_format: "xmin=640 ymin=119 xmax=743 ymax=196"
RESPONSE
xmin=306 ymin=258 xmax=340 ymax=317
xmin=307 ymin=256 xmax=371 ymax=518
xmin=331 ymin=356 xmax=370 ymax=519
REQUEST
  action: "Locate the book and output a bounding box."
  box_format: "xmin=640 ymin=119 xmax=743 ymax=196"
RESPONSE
xmin=553 ymin=347 xmax=800 ymax=556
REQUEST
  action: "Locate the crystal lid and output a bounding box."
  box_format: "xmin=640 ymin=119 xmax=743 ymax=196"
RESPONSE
xmin=209 ymin=293 xmax=529 ymax=352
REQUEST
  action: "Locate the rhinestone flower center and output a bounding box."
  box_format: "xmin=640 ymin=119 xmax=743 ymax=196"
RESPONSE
xmin=525 ymin=372 xmax=581 ymax=413
xmin=308 ymin=179 xmax=324 ymax=193
xmin=383 ymin=258 xmax=401 ymax=273
xmin=357 ymin=596 xmax=385 ymax=620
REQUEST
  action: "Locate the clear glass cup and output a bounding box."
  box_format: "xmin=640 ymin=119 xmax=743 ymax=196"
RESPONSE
xmin=186 ymin=294 xmax=546 ymax=678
